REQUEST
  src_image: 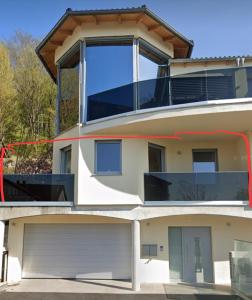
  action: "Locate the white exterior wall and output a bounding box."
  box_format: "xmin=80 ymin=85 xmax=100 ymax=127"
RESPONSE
xmin=53 ymin=136 xmax=248 ymax=205
xmin=140 ymin=215 xmax=252 ymax=284
xmin=7 ymin=214 xmax=252 ymax=285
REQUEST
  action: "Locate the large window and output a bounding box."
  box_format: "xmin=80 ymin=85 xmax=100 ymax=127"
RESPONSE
xmin=86 ymin=40 xmax=134 ymax=121
xmin=58 ymin=44 xmax=80 ymax=132
xmin=95 ymin=140 xmax=122 ymax=175
xmin=138 ymin=40 xmax=169 ymax=109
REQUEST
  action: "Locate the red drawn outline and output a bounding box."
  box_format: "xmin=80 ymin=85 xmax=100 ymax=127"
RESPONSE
xmin=0 ymin=130 xmax=251 ymax=207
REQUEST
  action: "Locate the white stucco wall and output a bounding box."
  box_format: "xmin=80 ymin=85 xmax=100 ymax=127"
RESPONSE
xmin=7 ymin=214 xmax=252 ymax=285
xmin=140 ymin=215 xmax=252 ymax=284
xmin=53 ymin=135 xmax=248 ymax=205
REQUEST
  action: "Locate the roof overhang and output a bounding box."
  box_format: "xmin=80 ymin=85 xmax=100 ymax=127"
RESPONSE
xmin=36 ymin=5 xmax=194 ymax=82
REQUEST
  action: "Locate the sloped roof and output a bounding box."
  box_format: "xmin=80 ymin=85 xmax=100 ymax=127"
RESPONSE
xmin=36 ymin=5 xmax=194 ymax=81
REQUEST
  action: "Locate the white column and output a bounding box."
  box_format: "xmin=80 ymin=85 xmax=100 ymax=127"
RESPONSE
xmin=0 ymin=221 xmax=5 ymax=281
xmin=132 ymin=219 xmax=140 ymax=291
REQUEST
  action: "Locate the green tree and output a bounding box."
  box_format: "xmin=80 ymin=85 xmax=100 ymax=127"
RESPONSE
xmin=3 ymin=32 xmax=57 ymax=173
xmin=0 ymin=43 xmax=16 ymax=144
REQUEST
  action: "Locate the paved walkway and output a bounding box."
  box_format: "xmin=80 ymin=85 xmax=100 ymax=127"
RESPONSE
xmin=0 ymin=280 xmax=240 ymax=300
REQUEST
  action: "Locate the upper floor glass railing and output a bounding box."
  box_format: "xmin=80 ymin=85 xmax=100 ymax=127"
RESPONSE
xmin=3 ymin=174 xmax=74 ymax=203
xmin=87 ymin=66 xmax=252 ymax=121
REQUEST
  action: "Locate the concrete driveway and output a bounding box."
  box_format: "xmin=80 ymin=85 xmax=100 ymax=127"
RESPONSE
xmin=0 ymin=279 xmax=240 ymax=300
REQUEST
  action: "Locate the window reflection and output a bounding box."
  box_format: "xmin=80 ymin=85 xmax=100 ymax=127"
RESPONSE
xmin=138 ymin=41 xmax=169 ymax=109
xmin=59 ymin=45 xmax=80 ymax=132
xmin=86 ymin=41 xmax=134 ymax=121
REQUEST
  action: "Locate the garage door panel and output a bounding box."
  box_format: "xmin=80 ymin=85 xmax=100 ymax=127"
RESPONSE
xmin=22 ymin=224 xmax=131 ymax=279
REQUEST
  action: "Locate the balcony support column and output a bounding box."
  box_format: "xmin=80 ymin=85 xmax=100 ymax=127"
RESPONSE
xmin=131 ymin=219 xmax=140 ymax=291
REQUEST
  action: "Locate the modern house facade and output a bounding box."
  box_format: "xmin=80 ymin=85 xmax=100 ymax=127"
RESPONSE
xmin=1 ymin=6 xmax=252 ymax=290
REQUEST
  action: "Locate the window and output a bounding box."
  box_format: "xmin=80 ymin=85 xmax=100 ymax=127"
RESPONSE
xmin=58 ymin=43 xmax=80 ymax=132
xmin=86 ymin=40 xmax=134 ymax=121
xmin=139 ymin=41 xmax=169 ymax=81
xmin=60 ymin=146 xmax=72 ymax=174
xmin=138 ymin=40 xmax=170 ymax=109
xmin=148 ymin=143 xmax=165 ymax=172
xmin=95 ymin=141 xmax=121 ymax=175
xmin=192 ymin=149 xmax=218 ymax=173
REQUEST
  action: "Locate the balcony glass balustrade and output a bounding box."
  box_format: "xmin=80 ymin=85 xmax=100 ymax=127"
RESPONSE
xmin=87 ymin=66 xmax=252 ymax=121
xmin=3 ymin=174 xmax=74 ymax=203
xmin=144 ymin=172 xmax=248 ymax=202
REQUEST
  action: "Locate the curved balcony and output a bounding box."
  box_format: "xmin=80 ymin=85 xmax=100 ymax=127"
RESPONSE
xmin=87 ymin=66 xmax=252 ymax=121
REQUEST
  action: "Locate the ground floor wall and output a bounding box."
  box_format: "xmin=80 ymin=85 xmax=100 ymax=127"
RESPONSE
xmin=140 ymin=215 xmax=252 ymax=284
xmin=6 ymin=214 xmax=252 ymax=285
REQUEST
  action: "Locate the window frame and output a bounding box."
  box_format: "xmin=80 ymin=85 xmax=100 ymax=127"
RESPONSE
xmin=192 ymin=149 xmax=219 ymax=172
xmin=60 ymin=145 xmax=72 ymax=174
xmin=56 ymin=41 xmax=82 ymax=134
xmin=95 ymin=140 xmax=122 ymax=176
xmin=148 ymin=143 xmax=166 ymax=172
xmin=57 ymin=37 xmax=172 ymax=126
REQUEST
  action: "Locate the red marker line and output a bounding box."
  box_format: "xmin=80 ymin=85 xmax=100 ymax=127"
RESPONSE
xmin=0 ymin=130 xmax=251 ymax=207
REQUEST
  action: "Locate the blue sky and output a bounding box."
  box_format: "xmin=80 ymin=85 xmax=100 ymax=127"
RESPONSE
xmin=0 ymin=0 xmax=252 ymax=58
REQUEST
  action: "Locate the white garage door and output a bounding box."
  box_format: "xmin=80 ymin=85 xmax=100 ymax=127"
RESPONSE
xmin=22 ymin=223 xmax=131 ymax=279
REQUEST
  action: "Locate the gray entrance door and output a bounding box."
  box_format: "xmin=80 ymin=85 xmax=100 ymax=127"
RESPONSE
xmin=182 ymin=227 xmax=213 ymax=283
xmin=169 ymin=227 xmax=213 ymax=283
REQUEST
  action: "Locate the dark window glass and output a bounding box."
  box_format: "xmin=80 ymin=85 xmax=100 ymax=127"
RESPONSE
xmin=148 ymin=144 xmax=165 ymax=172
xmin=193 ymin=150 xmax=217 ymax=173
xmin=86 ymin=41 xmax=134 ymax=121
xmin=138 ymin=42 xmax=169 ymax=109
xmin=60 ymin=146 xmax=72 ymax=174
xmin=59 ymin=45 xmax=80 ymax=132
xmin=95 ymin=141 xmax=121 ymax=174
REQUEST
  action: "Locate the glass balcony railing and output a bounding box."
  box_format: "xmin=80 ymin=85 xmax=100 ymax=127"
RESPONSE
xmin=144 ymin=172 xmax=248 ymax=202
xmin=3 ymin=174 xmax=74 ymax=203
xmin=87 ymin=66 xmax=252 ymax=121
xmin=230 ymin=240 xmax=252 ymax=299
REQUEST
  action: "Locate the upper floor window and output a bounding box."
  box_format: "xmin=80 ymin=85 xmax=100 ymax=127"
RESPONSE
xmin=95 ymin=140 xmax=122 ymax=175
xmin=60 ymin=146 xmax=72 ymax=174
xmin=138 ymin=40 xmax=170 ymax=109
xmin=139 ymin=40 xmax=169 ymax=81
xmin=86 ymin=39 xmax=134 ymax=121
xmin=192 ymin=149 xmax=218 ymax=173
xmin=58 ymin=43 xmax=80 ymax=132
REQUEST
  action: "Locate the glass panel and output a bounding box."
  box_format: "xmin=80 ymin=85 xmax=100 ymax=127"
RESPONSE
xmin=194 ymin=237 xmax=202 ymax=272
xmin=61 ymin=147 xmax=71 ymax=174
xmin=171 ymin=71 xmax=207 ymax=105
xmin=139 ymin=42 xmax=168 ymax=81
xmin=138 ymin=78 xmax=170 ymax=109
xmin=193 ymin=150 xmax=217 ymax=173
xmin=4 ymin=174 xmax=74 ymax=202
xmin=169 ymin=227 xmax=183 ymax=280
xmin=59 ymin=45 xmax=80 ymax=132
xmin=144 ymin=172 xmax=248 ymax=201
xmin=86 ymin=42 xmax=133 ymax=121
xmin=231 ymin=240 xmax=252 ymax=298
xmin=138 ymin=42 xmax=169 ymax=109
xmin=149 ymin=144 xmax=164 ymax=172
xmin=96 ymin=141 xmax=121 ymax=174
